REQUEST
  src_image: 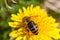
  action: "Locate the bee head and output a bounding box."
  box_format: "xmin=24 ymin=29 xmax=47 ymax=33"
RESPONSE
xmin=23 ymin=16 xmax=30 ymax=22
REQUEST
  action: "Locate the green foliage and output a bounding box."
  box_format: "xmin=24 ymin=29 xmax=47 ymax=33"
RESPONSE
xmin=0 ymin=0 xmax=60 ymax=40
xmin=48 ymin=10 xmax=60 ymax=19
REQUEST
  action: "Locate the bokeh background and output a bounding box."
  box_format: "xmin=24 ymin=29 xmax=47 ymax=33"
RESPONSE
xmin=0 ymin=0 xmax=60 ymax=40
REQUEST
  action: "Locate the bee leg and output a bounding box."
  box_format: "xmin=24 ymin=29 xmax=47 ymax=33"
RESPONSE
xmin=25 ymin=27 xmax=30 ymax=40
xmin=26 ymin=27 xmax=29 ymax=32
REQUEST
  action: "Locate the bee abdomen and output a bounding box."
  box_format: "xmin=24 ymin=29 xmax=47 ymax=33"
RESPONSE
xmin=31 ymin=27 xmax=38 ymax=35
xmin=28 ymin=21 xmax=38 ymax=35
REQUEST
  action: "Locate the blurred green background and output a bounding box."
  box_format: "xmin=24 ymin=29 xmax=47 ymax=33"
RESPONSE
xmin=0 ymin=0 xmax=60 ymax=40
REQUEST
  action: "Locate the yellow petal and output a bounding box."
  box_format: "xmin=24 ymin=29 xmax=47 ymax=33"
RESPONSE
xmin=23 ymin=35 xmax=27 ymax=40
xmin=29 ymin=37 xmax=33 ymax=40
xmin=30 ymin=4 xmax=33 ymax=11
xmin=9 ymin=30 xmax=18 ymax=38
xmin=11 ymin=14 xmax=22 ymax=22
xmin=19 ymin=9 xmax=23 ymax=14
xmin=15 ymin=36 xmax=23 ymax=40
xmin=23 ymin=7 xmax=26 ymax=13
xmin=8 ymin=22 xmax=20 ymax=28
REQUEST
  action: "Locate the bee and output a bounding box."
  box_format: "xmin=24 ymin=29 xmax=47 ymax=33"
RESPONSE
xmin=23 ymin=16 xmax=38 ymax=35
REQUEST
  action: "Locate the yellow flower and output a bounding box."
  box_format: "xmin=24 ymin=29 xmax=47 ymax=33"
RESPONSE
xmin=8 ymin=5 xmax=60 ymax=40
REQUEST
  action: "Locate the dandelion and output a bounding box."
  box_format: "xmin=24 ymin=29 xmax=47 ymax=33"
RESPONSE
xmin=8 ymin=5 xmax=60 ymax=40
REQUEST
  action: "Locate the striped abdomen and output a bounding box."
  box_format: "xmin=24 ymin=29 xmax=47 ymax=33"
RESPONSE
xmin=27 ymin=21 xmax=38 ymax=35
